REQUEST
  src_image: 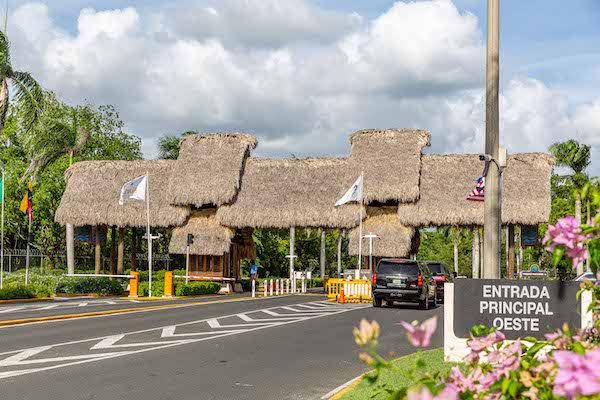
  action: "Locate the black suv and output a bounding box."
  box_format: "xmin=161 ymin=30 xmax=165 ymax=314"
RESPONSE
xmin=371 ymin=259 xmax=437 ymax=309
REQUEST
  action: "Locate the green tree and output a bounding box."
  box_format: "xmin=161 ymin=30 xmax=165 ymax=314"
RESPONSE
xmin=0 ymin=31 xmax=44 ymax=133
xmin=549 ymin=139 xmax=591 ymax=224
xmin=157 ymin=131 xmax=197 ymax=160
xmin=439 ymin=226 xmax=469 ymax=274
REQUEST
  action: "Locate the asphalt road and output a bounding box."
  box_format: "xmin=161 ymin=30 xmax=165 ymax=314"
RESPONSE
xmin=0 ymin=294 xmax=443 ymax=400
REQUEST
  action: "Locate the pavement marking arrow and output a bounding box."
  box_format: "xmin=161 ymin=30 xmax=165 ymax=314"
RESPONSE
xmin=161 ymin=326 xmax=246 ymax=338
xmin=90 ymin=335 xmax=192 ymax=350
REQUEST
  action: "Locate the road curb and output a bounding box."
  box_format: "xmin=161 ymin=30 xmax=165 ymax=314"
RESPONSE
xmin=0 ymin=294 xmax=290 ymax=327
xmin=119 ymin=293 xmax=232 ymax=301
xmin=0 ymin=297 xmax=54 ymax=304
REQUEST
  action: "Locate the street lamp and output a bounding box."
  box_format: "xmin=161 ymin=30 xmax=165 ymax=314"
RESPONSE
xmin=362 ymin=232 xmax=380 ymax=274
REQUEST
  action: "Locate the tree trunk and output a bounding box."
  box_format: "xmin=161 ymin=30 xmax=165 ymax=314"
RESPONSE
xmin=453 ymin=242 xmax=459 ymax=274
xmin=94 ymin=226 xmax=101 ymax=274
xmin=320 ymin=230 xmax=326 ymax=279
xmin=472 ymin=227 xmax=479 ymax=279
xmin=289 ymin=227 xmax=295 ymax=280
xmin=66 ymin=224 xmax=75 ymax=274
xmin=575 ymin=191 xmax=584 ymax=275
xmin=507 ymin=225 xmax=515 ymax=280
xmin=117 ymin=227 xmax=125 ymax=274
xmin=131 ymin=227 xmax=137 ymax=272
xmin=109 ymin=226 xmax=116 ymax=275
xmin=0 ymin=79 xmax=8 ymax=132
xmin=337 ymin=230 xmax=342 ymax=278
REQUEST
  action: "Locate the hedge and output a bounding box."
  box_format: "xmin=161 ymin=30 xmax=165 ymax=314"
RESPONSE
xmin=175 ymin=282 xmax=221 ymax=296
xmin=138 ymin=281 xmax=164 ymax=297
xmin=0 ymin=284 xmax=53 ymax=300
xmin=56 ymin=277 xmax=124 ymax=295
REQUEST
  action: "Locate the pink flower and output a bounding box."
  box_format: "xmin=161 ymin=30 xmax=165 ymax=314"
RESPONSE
xmin=400 ymin=316 xmax=437 ymax=348
xmin=544 ymin=216 xmax=590 ymax=269
xmin=468 ymin=330 xmax=506 ymax=353
xmin=353 ymin=319 xmax=380 ymax=347
xmin=553 ymin=349 xmax=600 ymax=399
xmin=407 ymin=386 xmax=458 ymax=400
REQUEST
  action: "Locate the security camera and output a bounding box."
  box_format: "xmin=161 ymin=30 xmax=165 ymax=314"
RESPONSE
xmin=479 ymin=154 xmax=492 ymax=162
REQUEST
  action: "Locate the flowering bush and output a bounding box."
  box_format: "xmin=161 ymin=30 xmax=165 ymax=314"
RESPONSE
xmin=352 ymin=185 xmax=600 ymax=399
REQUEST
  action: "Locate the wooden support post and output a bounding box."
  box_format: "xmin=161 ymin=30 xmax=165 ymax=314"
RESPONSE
xmin=117 ymin=227 xmax=125 ymax=274
xmin=94 ymin=226 xmax=101 ymax=274
xmin=110 ymin=226 xmax=116 ymax=275
xmin=320 ymin=229 xmax=326 ymax=279
xmin=290 ymin=227 xmax=295 ymax=280
xmin=131 ymin=227 xmax=137 ymax=272
xmin=507 ymin=225 xmax=515 ymax=280
xmin=337 ymin=229 xmax=342 ymax=278
xmin=472 ymin=227 xmax=479 ymax=279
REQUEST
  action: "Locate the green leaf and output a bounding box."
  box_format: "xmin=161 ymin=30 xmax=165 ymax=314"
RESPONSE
xmin=521 ymin=336 xmax=538 ymax=343
xmin=501 ymin=378 xmax=511 ymax=394
xmin=509 ymin=380 xmax=519 ymax=397
xmin=471 ymin=325 xmax=489 ymax=337
xmin=553 ymin=246 xmax=565 ymax=268
xmin=527 ymin=342 xmax=546 ymax=357
xmin=572 ymin=341 xmax=586 ymax=355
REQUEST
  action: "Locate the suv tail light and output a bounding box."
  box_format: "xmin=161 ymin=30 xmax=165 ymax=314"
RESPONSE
xmin=441 ymin=275 xmax=446 ymax=282
xmin=372 ymin=273 xmax=377 ymax=285
xmin=417 ymin=275 xmax=423 ymax=286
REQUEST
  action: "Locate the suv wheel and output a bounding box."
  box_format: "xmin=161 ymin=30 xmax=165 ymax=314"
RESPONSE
xmin=431 ymin=291 xmax=438 ymax=308
xmin=373 ymin=297 xmax=382 ymax=308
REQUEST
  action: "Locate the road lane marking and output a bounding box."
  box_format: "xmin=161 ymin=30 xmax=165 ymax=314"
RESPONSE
xmin=0 ymin=301 xmax=369 ymax=380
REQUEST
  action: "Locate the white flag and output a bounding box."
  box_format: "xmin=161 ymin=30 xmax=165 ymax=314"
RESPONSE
xmin=335 ymin=175 xmax=363 ymax=206
xmin=119 ymin=175 xmax=146 ymax=205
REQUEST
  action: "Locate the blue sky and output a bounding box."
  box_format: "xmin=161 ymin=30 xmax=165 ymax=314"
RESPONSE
xmin=6 ymin=0 xmax=600 ymax=174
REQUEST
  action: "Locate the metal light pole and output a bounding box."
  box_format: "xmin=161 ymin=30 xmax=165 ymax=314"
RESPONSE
xmin=483 ymin=0 xmax=501 ymax=279
xmin=362 ymin=232 xmax=380 ymax=273
xmin=0 ymin=167 xmax=4 ymax=289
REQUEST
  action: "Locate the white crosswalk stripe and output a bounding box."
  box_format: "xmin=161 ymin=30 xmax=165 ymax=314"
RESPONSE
xmin=0 ymin=301 xmax=367 ymax=380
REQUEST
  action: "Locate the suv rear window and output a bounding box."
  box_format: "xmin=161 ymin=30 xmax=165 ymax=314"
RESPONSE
xmin=377 ymin=261 xmax=419 ymax=275
xmin=426 ymin=263 xmax=443 ymax=274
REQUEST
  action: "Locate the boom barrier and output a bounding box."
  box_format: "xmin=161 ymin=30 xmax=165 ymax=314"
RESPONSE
xmin=326 ymin=278 xmax=372 ymax=303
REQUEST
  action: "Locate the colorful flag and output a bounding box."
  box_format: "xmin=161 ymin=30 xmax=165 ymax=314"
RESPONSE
xmin=335 ymin=175 xmax=363 ymax=206
xmin=466 ymin=176 xmax=485 ymax=202
xmin=119 ymin=175 xmax=147 ymax=205
xmin=19 ymin=180 xmax=33 ymax=221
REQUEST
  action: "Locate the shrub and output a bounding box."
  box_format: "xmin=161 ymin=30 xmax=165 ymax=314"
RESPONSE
xmin=175 ymin=282 xmax=221 ymax=296
xmin=56 ymin=277 xmax=124 ymax=295
xmin=138 ymin=281 xmax=165 ymax=297
xmin=0 ymin=284 xmax=51 ymax=300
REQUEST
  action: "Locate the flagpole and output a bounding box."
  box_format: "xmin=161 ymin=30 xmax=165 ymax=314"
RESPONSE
xmin=0 ymin=167 xmax=4 ymax=289
xmin=145 ymin=171 xmax=152 ymax=298
xmin=356 ymin=171 xmax=363 ymax=279
xmin=25 ymin=179 xmax=31 ymax=285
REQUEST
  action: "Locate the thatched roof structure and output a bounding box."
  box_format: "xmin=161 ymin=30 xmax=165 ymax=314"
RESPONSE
xmin=348 ymin=129 xmax=430 ymax=203
xmin=169 ymin=209 xmax=234 ymax=256
xmin=55 ymin=160 xmax=189 ymax=228
xmin=348 ymin=207 xmax=416 ymax=257
xmin=168 ymin=132 xmax=257 ymax=207
xmin=216 ymin=157 xmax=363 ymax=229
xmin=397 ymin=153 xmax=555 ymax=227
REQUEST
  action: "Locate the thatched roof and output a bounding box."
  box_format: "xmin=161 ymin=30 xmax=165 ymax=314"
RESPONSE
xmin=169 ymin=209 xmax=234 ymax=256
xmin=168 ymin=132 xmax=257 ymax=207
xmin=348 ymin=207 xmax=416 ymax=257
xmin=216 ymin=157 xmax=363 ymax=229
xmin=348 ymin=129 xmax=430 ymax=203
xmin=55 ymin=160 xmax=189 ymax=228
xmin=397 ymin=153 xmax=555 ymax=227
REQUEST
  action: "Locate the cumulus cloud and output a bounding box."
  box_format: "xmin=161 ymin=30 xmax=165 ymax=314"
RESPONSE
xmin=6 ymin=0 xmax=600 ymax=175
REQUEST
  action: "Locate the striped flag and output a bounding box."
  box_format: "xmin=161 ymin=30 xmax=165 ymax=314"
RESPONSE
xmin=466 ymin=177 xmax=485 ymax=202
xmin=19 ymin=180 xmax=33 ymax=222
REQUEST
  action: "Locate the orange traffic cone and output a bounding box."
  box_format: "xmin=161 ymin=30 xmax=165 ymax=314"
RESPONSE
xmin=338 ymin=286 xmax=345 ymax=304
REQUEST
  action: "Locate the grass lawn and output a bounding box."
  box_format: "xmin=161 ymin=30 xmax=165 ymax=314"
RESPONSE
xmin=338 ymin=348 xmax=455 ymax=400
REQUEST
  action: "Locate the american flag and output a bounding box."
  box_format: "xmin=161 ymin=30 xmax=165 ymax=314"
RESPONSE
xmin=466 ymin=177 xmax=485 ymax=202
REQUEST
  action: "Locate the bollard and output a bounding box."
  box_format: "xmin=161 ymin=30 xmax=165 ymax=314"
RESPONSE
xmin=163 ymin=271 xmax=174 ymax=297
xmin=263 ymin=280 xmax=268 ymax=297
xmin=270 ymin=279 xmax=274 ymax=296
xmin=286 ymin=279 xmax=290 ymax=294
xmin=252 ymin=279 xmax=256 ymax=298
xmin=276 ymin=279 xmax=280 ymax=296
xmin=129 ymin=271 xmax=139 ymax=298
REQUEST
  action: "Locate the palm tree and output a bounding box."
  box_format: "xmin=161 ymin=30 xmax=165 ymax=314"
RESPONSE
xmin=21 ymin=107 xmax=91 ymax=181
xmin=549 ymin=140 xmax=591 ymax=224
xmin=0 ymin=31 xmax=44 ymax=133
xmin=157 ymin=131 xmax=197 ymax=159
xmin=440 ymin=226 xmax=468 ymax=275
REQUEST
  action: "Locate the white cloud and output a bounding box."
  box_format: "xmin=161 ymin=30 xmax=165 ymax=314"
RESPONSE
xmin=6 ymin=1 xmax=600 ymax=176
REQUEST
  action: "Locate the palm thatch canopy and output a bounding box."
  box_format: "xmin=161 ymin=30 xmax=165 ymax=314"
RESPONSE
xmin=168 ymin=132 xmax=257 ymax=207
xmin=169 ymin=209 xmax=234 ymax=256
xmin=55 ymin=160 xmax=189 ymax=228
xmin=349 ymin=129 xmax=430 ymax=203
xmin=348 ymin=207 xmax=416 ymax=257
xmin=397 ymin=153 xmax=555 ymax=227
xmin=216 ymin=157 xmax=363 ymax=229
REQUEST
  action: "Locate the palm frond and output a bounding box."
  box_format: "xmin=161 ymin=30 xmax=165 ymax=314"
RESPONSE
xmin=72 ymin=127 xmax=91 ymax=154
xmin=10 ymin=70 xmax=43 ymax=132
xmin=0 ymin=30 xmax=10 ymax=72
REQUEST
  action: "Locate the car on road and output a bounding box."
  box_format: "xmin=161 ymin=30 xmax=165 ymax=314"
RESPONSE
xmin=420 ymin=261 xmax=452 ymax=303
xmin=371 ymin=259 xmax=437 ymax=309
xmin=574 ymin=271 xmax=597 ymax=282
